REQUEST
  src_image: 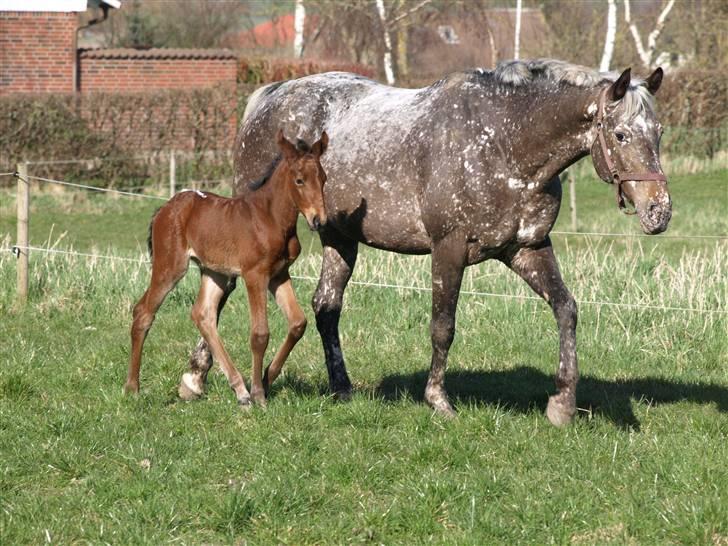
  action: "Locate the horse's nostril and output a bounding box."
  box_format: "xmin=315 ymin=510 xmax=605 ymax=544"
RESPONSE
xmin=312 ymin=215 xmax=321 ymax=230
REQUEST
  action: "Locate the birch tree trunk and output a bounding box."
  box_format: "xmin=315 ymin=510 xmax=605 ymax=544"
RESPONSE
xmin=599 ymin=0 xmax=617 ymax=72
xmin=293 ymin=0 xmax=305 ymax=58
xmin=514 ymin=0 xmax=522 ymax=60
xmin=376 ymin=0 xmax=395 ymax=84
xmin=624 ymin=0 xmax=676 ymax=68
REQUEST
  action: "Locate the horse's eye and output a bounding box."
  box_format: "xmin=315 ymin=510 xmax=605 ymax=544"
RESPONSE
xmin=295 ymin=178 xmax=304 ymax=186
xmin=615 ymin=132 xmax=626 ymax=142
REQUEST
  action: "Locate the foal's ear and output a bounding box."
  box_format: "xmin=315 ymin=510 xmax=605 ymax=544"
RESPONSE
xmin=276 ymin=129 xmax=299 ymax=161
xmin=312 ymin=131 xmax=329 ymax=157
xmin=609 ymin=68 xmax=631 ymax=101
xmin=645 ymin=67 xmax=663 ymax=95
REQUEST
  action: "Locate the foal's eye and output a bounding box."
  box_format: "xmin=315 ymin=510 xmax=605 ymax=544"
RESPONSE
xmin=615 ymin=132 xmax=626 ymax=142
xmin=295 ymin=178 xmax=304 ymax=186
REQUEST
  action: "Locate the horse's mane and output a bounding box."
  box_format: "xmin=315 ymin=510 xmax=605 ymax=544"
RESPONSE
xmin=247 ymin=139 xmax=312 ymax=191
xmin=490 ymin=58 xmax=654 ymax=120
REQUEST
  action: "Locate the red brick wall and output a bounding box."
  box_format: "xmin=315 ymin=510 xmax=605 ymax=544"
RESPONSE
xmin=79 ymin=54 xmax=237 ymax=93
xmin=0 ymin=11 xmax=77 ymax=95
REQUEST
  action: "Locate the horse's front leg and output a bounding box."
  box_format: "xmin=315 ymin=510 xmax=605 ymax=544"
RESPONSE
xmin=503 ymin=240 xmax=578 ymax=426
xmin=425 ymin=236 xmax=467 ymax=417
xmin=312 ymin=231 xmax=358 ymax=398
xmin=179 ymin=277 xmax=236 ymax=401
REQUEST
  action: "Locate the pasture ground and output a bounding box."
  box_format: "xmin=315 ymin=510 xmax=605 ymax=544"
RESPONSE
xmin=0 ymin=168 xmax=726 ymax=544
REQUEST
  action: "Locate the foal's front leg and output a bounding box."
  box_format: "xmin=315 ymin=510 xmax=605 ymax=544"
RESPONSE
xmin=263 ymin=272 xmax=307 ymax=391
xmin=503 ymin=240 xmax=578 ymax=426
xmin=243 ymin=271 xmax=270 ymax=406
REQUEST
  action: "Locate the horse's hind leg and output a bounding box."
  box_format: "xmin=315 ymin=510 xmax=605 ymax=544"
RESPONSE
xmin=425 ymin=236 xmax=467 ymax=417
xmin=126 ymin=259 xmax=188 ymax=394
xmin=179 ymin=277 xmax=236 ymax=401
xmin=263 ymin=272 xmax=307 ymax=392
xmin=190 ymin=271 xmax=252 ymax=406
xmin=503 ymin=240 xmax=578 ymax=426
xmin=312 ymin=231 xmax=358 ymax=398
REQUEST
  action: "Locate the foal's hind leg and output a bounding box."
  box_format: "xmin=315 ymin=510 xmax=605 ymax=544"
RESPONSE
xmin=179 ymin=277 xmax=236 ymax=400
xmin=263 ymin=272 xmax=307 ymax=392
xmin=242 ymin=271 xmax=270 ymax=407
xmin=503 ymin=240 xmax=578 ymax=426
xmin=312 ymin=231 xmax=358 ymax=398
xmin=191 ymin=272 xmax=252 ymax=406
xmin=126 ymin=259 xmax=188 ymax=394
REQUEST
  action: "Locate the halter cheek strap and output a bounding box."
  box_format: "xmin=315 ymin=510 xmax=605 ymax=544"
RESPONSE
xmin=594 ymin=89 xmax=666 ymax=214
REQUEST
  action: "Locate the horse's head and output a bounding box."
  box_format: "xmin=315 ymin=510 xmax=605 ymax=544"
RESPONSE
xmin=277 ymin=129 xmax=329 ymax=231
xmin=590 ymin=67 xmax=671 ymax=235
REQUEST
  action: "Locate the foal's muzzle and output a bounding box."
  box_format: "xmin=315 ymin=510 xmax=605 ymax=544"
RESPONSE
xmin=307 ymin=214 xmax=326 ymax=232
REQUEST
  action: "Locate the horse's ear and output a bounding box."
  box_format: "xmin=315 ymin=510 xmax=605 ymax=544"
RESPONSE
xmin=609 ymin=68 xmax=631 ymax=101
xmin=645 ymin=67 xmax=663 ymax=95
xmin=312 ymin=131 xmax=329 ymax=157
xmin=277 ymin=129 xmax=298 ymax=161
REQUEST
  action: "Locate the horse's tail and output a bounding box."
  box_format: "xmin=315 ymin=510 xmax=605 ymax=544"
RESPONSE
xmin=147 ymin=207 xmax=161 ymax=258
xmin=242 ymin=81 xmax=284 ymax=124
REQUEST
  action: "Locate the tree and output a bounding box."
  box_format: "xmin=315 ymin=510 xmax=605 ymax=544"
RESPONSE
xmin=623 ymin=0 xmax=676 ymax=69
xmin=293 ymin=0 xmax=306 ymax=58
xmin=599 ymin=0 xmax=617 ymax=72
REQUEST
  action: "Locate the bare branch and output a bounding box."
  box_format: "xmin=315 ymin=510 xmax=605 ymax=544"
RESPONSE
xmin=387 ymin=0 xmax=432 ymax=27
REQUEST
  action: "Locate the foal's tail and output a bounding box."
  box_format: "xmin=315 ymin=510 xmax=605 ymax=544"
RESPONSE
xmin=147 ymin=207 xmax=161 ymax=258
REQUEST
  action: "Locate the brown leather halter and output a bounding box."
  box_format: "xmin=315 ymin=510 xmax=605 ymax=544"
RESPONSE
xmin=594 ymin=88 xmax=667 ymax=214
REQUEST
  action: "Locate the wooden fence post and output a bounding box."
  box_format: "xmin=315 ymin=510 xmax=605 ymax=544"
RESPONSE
xmin=16 ymin=162 xmax=29 ymax=305
xmin=169 ymin=150 xmax=176 ymax=197
xmin=567 ymin=171 xmax=577 ymax=232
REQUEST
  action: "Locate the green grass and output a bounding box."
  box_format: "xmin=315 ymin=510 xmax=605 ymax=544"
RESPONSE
xmin=0 ymin=169 xmax=727 ymax=544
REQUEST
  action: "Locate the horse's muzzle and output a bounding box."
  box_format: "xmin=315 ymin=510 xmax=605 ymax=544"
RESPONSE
xmin=639 ymin=200 xmax=672 ymax=235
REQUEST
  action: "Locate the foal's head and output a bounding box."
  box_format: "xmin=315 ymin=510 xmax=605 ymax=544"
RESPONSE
xmin=277 ymin=129 xmax=329 ymax=231
xmin=590 ymin=67 xmax=671 ymax=234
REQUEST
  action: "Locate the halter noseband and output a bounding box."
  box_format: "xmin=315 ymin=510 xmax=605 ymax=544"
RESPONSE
xmin=594 ymin=89 xmax=666 ymax=214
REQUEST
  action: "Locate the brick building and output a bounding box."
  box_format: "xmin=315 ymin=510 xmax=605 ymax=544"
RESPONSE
xmin=0 ymin=1 xmax=238 ymax=96
xmin=78 ymin=48 xmax=238 ymax=93
xmin=0 ymin=6 xmax=80 ymax=94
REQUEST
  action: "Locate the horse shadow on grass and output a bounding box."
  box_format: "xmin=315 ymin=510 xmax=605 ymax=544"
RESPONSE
xmin=377 ymin=366 xmax=728 ymax=430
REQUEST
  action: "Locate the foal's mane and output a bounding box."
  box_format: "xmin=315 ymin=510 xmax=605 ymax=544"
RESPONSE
xmin=489 ymin=58 xmax=654 ymax=119
xmin=247 ymin=139 xmax=313 ymax=191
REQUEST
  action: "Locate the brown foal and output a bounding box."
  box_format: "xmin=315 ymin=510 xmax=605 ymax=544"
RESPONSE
xmin=125 ymin=129 xmax=328 ymax=407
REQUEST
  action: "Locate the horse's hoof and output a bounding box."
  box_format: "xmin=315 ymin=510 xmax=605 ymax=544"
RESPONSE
xmin=238 ymin=395 xmax=252 ymax=410
xmin=546 ymin=394 xmax=576 ymax=427
xmin=430 ymin=401 xmax=457 ymax=419
xmin=333 ymin=388 xmax=352 ymax=402
xmin=178 ymin=373 xmax=203 ymax=401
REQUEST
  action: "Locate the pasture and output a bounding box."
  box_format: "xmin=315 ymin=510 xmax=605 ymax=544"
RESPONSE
xmin=0 ymin=167 xmax=726 ymax=544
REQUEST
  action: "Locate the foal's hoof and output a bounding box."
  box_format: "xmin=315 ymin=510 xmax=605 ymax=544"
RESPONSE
xmin=237 ymin=395 xmax=252 ymax=410
xmin=123 ymin=382 xmax=139 ymax=395
xmin=546 ymin=393 xmax=576 ymax=427
xmin=178 ymin=373 xmax=203 ymax=401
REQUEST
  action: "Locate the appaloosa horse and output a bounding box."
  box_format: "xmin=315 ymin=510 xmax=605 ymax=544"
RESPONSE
xmin=126 ymin=130 xmax=328 ymax=407
xmin=185 ymin=59 xmax=671 ymax=425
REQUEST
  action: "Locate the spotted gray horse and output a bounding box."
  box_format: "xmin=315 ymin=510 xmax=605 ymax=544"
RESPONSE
xmin=182 ymin=58 xmax=671 ymax=426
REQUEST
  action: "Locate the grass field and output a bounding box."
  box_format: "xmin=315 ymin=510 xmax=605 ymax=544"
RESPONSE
xmin=1 ymin=167 xmax=727 ymax=544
